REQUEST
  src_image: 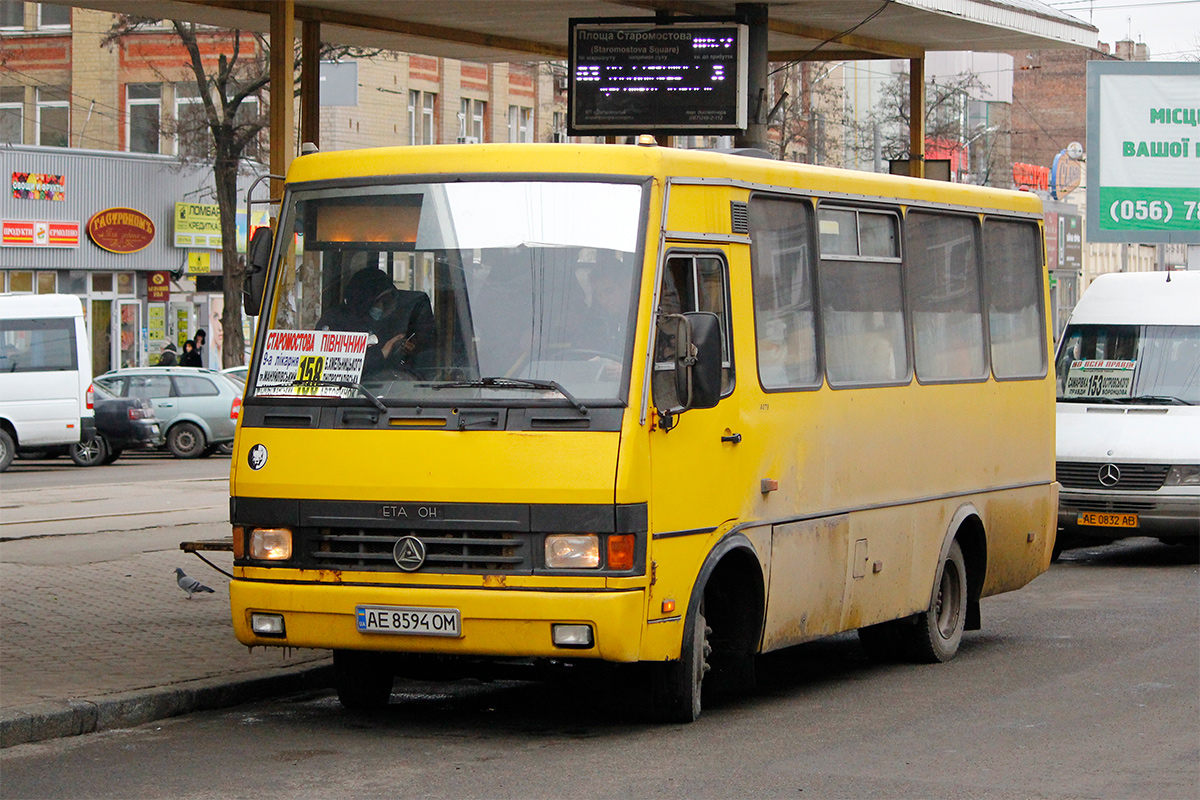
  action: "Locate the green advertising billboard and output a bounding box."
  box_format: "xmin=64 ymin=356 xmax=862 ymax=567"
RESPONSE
xmin=1086 ymin=61 xmax=1200 ymax=244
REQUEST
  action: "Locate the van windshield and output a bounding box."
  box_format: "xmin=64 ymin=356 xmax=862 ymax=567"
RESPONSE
xmin=1055 ymin=324 xmax=1199 ymax=404
xmin=251 ymin=180 xmax=645 ymax=407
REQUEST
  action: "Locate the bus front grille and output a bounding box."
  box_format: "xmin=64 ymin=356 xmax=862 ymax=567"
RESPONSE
xmin=1056 ymin=462 xmax=1170 ymax=491
xmin=306 ymin=528 xmax=530 ymax=573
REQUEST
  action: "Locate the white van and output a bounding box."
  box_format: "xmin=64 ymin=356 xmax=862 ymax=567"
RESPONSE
xmin=0 ymin=294 xmax=95 ymax=471
xmin=1054 ymin=271 xmax=1200 ymax=553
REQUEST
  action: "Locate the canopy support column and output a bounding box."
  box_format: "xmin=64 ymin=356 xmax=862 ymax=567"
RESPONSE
xmin=269 ymin=0 xmax=296 ymax=199
xmin=908 ymin=56 xmax=925 ymax=179
xmin=735 ymin=3 xmax=769 ymax=151
xmin=300 ymin=20 xmax=321 ymax=149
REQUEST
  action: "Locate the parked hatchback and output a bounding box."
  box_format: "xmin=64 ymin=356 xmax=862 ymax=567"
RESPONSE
xmin=69 ymin=381 xmax=163 ymax=466
xmin=94 ymin=367 xmax=241 ymax=458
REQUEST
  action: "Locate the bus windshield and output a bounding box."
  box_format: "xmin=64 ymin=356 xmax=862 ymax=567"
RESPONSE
xmin=1055 ymin=324 xmax=1200 ymax=404
xmin=254 ymin=180 xmax=644 ymax=407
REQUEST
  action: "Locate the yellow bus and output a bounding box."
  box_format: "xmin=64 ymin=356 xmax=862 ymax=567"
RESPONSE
xmin=228 ymin=142 xmax=1057 ymax=721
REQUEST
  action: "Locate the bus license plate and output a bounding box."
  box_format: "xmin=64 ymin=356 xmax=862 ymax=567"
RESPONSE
xmin=1078 ymin=512 xmax=1138 ymax=528
xmin=356 ymin=605 xmax=461 ymax=637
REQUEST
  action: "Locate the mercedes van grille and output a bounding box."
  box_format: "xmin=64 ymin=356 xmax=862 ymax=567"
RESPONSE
xmin=1056 ymin=462 xmax=1170 ymax=491
xmin=306 ymin=528 xmax=529 ymax=572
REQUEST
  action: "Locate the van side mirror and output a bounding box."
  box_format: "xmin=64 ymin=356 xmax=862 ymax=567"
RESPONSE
xmin=242 ymin=226 xmax=273 ymax=316
xmin=653 ymin=311 xmax=722 ymax=427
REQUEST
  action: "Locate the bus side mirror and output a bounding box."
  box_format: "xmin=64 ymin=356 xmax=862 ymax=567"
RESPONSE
xmin=654 ymin=311 xmax=722 ymax=425
xmin=242 ymin=227 xmax=273 ymax=316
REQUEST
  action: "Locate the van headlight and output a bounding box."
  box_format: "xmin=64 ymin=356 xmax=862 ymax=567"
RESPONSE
xmin=1164 ymin=465 xmax=1200 ymax=486
xmin=544 ymin=534 xmax=600 ymax=569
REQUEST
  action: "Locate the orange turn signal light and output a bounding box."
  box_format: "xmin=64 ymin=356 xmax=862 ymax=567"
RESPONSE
xmin=607 ymin=534 xmax=635 ymax=570
xmin=661 ymin=599 xmax=676 ymax=614
xmin=232 ymin=526 xmax=245 ymax=559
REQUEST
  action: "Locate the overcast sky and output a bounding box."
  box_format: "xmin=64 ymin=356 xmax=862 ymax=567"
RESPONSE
xmin=1048 ymin=0 xmax=1200 ymax=60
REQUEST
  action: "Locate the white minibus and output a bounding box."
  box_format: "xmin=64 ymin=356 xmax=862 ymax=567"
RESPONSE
xmin=0 ymin=294 xmax=95 ymax=471
xmin=1054 ymin=271 xmax=1200 ymax=552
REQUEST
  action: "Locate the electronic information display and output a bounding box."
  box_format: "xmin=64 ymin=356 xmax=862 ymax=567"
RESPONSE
xmin=569 ymin=20 xmax=748 ymax=135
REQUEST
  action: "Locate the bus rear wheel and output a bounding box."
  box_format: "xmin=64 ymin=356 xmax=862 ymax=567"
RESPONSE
xmin=333 ymin=650 xmax=394 ymax=711
xmin=902 ymin=540 xmax=968 ymax=663
xmin=649 ymin=603 xmax=711 ymax=723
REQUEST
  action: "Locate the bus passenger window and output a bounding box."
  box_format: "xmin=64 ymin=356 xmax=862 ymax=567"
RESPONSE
xmin=817 ymin=207 xmax=908 ymax=386
xmin=984 ymin=219 xmax=1047 ymax=379
xmin=906 ymin=211 xmax=986 ymax=382
xmin=749 ymin=196 xmax=819 ymax=389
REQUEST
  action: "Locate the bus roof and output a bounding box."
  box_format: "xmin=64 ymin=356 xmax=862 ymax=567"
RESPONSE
xmin=284 ymin=143 xmax=1043 ymax=216
xmin=1068 ymin=271 xmax=1200 ymax=327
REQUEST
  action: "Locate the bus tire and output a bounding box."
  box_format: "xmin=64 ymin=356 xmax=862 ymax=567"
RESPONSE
xmin=0 ymin=429 xmax=13 ymax=472
xmin=649 ymin=603 xmax=711 ymax=723
xmin=904 ymin=540 xmax=968 ymax=663
xmin=333 ymin=650 xmax=393 ymax=711
xmin=167 ymin=422 xmax=206 ymax=459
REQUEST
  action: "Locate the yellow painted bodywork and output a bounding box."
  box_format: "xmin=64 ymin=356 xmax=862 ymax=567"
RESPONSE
xmin=231 ymin=143 xmax=1055 ymax=665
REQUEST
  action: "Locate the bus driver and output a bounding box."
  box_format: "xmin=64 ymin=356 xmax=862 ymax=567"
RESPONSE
xmin=316 ymin=267 xmax=435 ymax=376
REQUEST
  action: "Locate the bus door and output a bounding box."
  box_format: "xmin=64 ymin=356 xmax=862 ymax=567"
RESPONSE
xmin=647 ymin=248 xmax=746 ymax=552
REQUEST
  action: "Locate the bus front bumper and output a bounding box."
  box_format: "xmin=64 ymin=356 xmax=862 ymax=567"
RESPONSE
xmin=230 ymin=579 xmax=646 ymax=663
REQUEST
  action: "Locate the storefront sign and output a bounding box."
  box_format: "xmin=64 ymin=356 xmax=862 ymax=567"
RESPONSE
xmin=1012 ymin=162 xmax=1050 ymax=191
xmin=147 ymin=271 xmax=171 ymax=302
xmin=87 ymin=207 xmax=155 ymax=254
xmin=174 ymin=202 xmax=222 ymax=249
xmin=12 ymin=172 xmax=65 ymax=201
xmin=187 ymin=252 xmax=212 ymax=274
xmin=1 ymin=219 xmax=81 ymax=248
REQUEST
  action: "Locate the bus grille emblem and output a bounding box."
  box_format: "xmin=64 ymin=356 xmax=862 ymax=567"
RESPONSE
xmin=1097 ymin=464 xmax=1121 ymax=487
xmin=393 ymin=536 xmax=427 ymax=571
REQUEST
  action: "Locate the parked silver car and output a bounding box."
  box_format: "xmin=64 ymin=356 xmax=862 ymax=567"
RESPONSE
xmin=94 ymin=367 xmax=241 ymax=458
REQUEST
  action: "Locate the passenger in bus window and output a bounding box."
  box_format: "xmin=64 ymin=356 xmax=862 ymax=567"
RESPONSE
xmin=316 ymin=267 xmax=435 ymax=376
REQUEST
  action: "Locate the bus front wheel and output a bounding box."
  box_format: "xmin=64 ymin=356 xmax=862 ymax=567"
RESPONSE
xmin=333 ymin=650 xmax=394 ymax=711
xmin=904 ymin=540 xmax=968 ymax=663
xmin=649 ymin=602 xmax=711 ymax=723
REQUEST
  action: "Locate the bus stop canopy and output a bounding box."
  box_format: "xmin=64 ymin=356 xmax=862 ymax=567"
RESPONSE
xmin=56 ymin=0 xmax=1098 ymax=177
xmin=65 ymin=0 xmax=1097 ymax=61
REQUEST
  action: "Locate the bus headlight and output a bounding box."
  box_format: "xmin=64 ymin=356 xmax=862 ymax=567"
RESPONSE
xmin=544 ymin=534 xmax=600 ymax=569
xmin=1164 ymin=465 xmax=1200 ymax=486
xmin=249 ymin=528 xmax=293 ymax=560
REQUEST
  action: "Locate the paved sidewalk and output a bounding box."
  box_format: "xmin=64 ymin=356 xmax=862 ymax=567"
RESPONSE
xmin=0 ymin=541 xmax=331 ymax=747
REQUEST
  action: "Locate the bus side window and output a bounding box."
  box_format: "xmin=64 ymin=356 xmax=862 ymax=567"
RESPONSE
xmin=983 ymin=218 xmax=1047 ymax=380
xmin=654 ymin=253 xmax=734 ymax=400
xmin=817 ymin=207 xmax=908 ymax=386
xmin=749 ymin=195 xmax=819 ymax=390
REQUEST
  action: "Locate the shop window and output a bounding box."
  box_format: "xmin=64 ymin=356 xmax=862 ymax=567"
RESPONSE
xmin=91 ymin=272 xmax=114 ymax=294
xmin=36 ymin=86 xmax=69 ymax=148
xmin=117 ymin=272 xmax=135 ymax=295
xmin=7 ymin=271 xmax=34 ymax=293
xmin=36 ymin=272 xmax=57 ymax=294
xmin=127 ymin=83 xmax=161 ymax=154
xmin=0 ymin=86 xmax=23 ymax=144
xmin=38 ymin=2 xmax=69 ymax=28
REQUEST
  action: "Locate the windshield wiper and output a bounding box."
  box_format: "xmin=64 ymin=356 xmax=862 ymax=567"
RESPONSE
xmin=254 ymin=379 xmax=388 ymax=412
xmin=1126 ymin=394 xmax=1193 ymax=406
xmin=425 ymin=377 xmax=588 ymax=415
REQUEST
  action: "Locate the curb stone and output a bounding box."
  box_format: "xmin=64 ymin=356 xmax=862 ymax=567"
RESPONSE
xmin=1 ymin=660 xmax=332 ymax=748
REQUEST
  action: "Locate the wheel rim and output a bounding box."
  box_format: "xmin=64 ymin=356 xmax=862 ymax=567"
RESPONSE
xmin=934 ymin=560 xmax=963 ymax=639
xmin=174 ymin=427 xmax=199 ymax=453
xmin=78 ymin=439 xmax=102 ymax=462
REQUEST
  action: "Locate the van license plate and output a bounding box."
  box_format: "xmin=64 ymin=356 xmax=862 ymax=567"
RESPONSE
xmin=356 ymin=605 xmax=461 ymax=637
xmin=1078 ymin=512 xmax=1138 ymax=528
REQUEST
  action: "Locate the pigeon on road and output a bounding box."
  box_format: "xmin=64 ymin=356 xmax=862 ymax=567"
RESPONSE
xmin=175 ymin=567 xmax=215 ymax=599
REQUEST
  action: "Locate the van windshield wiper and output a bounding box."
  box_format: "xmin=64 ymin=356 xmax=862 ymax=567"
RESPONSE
xmin=1126 ymin=394 xmax=1193 ymax=406
xmin=425 ymin=377 xmax=588 ymax=415
xmin=254 ymin=379 xmax=388 ymax=412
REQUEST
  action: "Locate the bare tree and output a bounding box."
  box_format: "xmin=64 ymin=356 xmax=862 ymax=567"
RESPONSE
xmin=768 ymin=61 xmax=845 ymax=164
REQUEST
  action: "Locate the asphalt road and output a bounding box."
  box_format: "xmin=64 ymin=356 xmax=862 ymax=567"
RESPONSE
xmin=1 ymin=525 xmax=1196 ymax=799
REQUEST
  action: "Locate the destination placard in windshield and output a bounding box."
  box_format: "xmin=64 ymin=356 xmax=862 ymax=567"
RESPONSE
xmin=1063 ymin=359 xmax=1136 ymax=399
